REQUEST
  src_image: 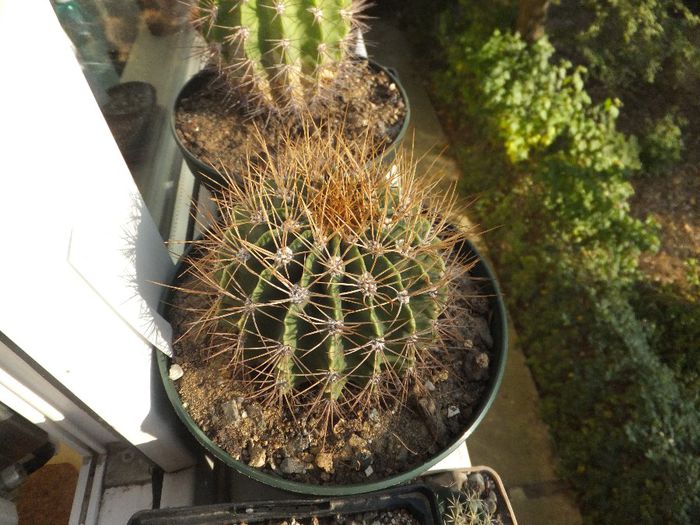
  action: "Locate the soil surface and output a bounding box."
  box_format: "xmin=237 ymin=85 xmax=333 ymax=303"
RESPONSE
xmin=631 ymin=165 xmax=700 ymax=290
xmin=166 ymin=257 xmax=498 ymax=486
xmin=174 ymin=60 xmax=407 ymax=180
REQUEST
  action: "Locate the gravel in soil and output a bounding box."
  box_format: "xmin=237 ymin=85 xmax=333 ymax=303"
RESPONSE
xmin=166 ymin=259 xmax=497 ymax=486
xmin=174 ymin=60 xmax=407 ymax=178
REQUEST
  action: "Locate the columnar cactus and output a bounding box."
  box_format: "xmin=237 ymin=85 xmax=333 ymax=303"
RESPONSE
xmin=186 ymin=129 xmax=468 ymax=418
xmin=192 ymin=0 xmax=365 ymax=112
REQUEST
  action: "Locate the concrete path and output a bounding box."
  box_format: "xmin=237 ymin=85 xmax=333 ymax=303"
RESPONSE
xmin=366 ymin=19 xmax=583 ymax=525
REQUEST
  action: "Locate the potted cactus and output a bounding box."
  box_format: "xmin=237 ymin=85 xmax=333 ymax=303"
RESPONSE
xmin=172 ymin=0 xmax=410 ymax=191
xmin=425 ymin=467 xmax=517 ymax=525
xmin=158 ymin=126 xmax=506 ymax=494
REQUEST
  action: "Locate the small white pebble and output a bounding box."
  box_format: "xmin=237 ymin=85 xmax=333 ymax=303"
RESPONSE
xmin=245 ymin=508 xmax=254 ymax=514
xmin=424 ymin=380 xmax=436 ymax=392
xmin=389 ymin=83 xmax=397 ymax=91
xmin=365 ymin=465 xmax=374 ymax=477
xmin=169 ymin=364 xmax=184 ymax=381
xmin=447 ymin=406 xmax=460 ymax=418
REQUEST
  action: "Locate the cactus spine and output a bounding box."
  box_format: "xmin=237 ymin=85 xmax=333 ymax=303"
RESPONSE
xmin=193 ymin=0 xmax=364 ymax=112
xmin=184 ymin=128 xmax=467 ymax=419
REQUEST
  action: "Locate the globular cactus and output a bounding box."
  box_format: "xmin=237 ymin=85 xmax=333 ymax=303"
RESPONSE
xmin=446 ymin=494 xmax=503 ymax=525
xmin=191 ymin=0 xmax=366 ymax=113
xmin=185 ymin=128 xmax=468 ymax=419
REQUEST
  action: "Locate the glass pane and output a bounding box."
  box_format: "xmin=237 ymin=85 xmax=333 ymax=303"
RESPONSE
xmin=50 ymin=0 xmax=198 ymax=238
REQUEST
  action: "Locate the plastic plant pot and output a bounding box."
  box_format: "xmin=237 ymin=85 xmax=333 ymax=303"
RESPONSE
xmin=171 ymin=61 xmax=412 ymax=193
xmin=128 ymin=483 xmax=440 ymax=525
xmin=156 ymin=237 xmax=508 ymax=496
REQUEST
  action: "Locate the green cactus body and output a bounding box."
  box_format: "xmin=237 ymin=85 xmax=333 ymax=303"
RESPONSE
xmin=196 ymin=0 xmax=355 ymax=110
xmin=213 ymin=195 xmax=447 ymax=402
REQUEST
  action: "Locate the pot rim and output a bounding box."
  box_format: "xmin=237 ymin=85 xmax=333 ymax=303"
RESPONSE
xmin=170 ymin=59 xmax=413 ymax=192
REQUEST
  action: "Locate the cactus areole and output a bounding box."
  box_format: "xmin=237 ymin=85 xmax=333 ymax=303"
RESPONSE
xmin=192 ymin=0 xmax=364 ymax=113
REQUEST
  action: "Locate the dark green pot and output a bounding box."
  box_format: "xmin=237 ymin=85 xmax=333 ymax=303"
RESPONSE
xmin=171 ymin=60 xmax=412 ymax=193
xmin=157 ymin=239 xmax=508 ymax=495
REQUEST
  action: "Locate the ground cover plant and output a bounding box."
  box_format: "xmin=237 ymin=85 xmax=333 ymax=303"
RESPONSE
xmin=382 ymin=0 xmax=700 ymax=522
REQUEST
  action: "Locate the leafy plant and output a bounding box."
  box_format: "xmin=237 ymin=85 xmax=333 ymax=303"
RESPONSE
xmin=639 ymin=113 xmax=686 ymax=175
xmin=429 ymin=10 xmax=700 ymax=524
xmin=178 ymin=125 xmax=474 ymax=421
xmin=571 ymin=0 xmax=700 ymax=91
xmin=443 ymin=29 xmax=639 ymax=170
xmin=191 ymin=0 xmax=367 ymax=114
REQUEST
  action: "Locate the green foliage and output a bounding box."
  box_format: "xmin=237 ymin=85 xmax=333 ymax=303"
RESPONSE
xmin=685 ymin=257 xmax=700 ymax=290
xmin=432 ymin=13 xmax=700 ymax=524
xmin=639 ymin=113 xmax=686 ymax=175
xmin=443 ymin=29 xmax=640 ymax=170
xmin=505 ymin=262 xmax=700 ymax=524
xmin=572 ymin=0 xmax=700 ymax=91
xmin=193 ymin=0 xmax=360 ymax=112
xmin=632 ymin=281 xmax=700 ymax=393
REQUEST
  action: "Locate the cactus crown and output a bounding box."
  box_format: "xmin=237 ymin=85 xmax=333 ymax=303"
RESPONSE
xmin=183 ymin=127 xmax=471 ymax=421
xmin=191 ymin=0 xmax=367 ymax=113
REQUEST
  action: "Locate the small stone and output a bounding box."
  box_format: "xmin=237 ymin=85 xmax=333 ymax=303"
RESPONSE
xmin=280 ymin=457 xmax=307 ymax=474
xmin=465 ymin=352 xmax=490 ymax=381
xmin=355 ymin=450 xmax=373 ymax=470
xmin=364 ymin=465 xmax=374 ymax=477
xmin=389 ymin=83 xmax=397 ymax=91
xmin=447 ymin=405 xmax=460 ymax=418
xmin=221 ymin=400 xmax=241 ymax=423
xmin=348 ymin=434 xmax=367 ymax=449
xmin=466 ymin=472 xmax=486 ymax=494
xmin=168 ymin=364 xmax=184 ymax=381
xmin=248 ymin=445 xmax=266 ymax=468
xmin=418 ymin=398 xmax=436 ymax=416
xmin=463 ymin=339 xmax=474 ymax=349
xmin=424 ymin=380 xmax=436 ymax=391
xmin=485 ymin=490 xmax=498 ymax=514
xmin=315 ymin=451 xmax=334 ymax=473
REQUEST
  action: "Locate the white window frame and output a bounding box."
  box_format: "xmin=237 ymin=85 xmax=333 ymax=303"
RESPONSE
xmin=0 ymin=0 xmax=196 ymax=489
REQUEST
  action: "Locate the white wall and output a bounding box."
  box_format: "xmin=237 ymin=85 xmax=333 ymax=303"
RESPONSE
xmin=0 ymin=1 xmax=193 ymax=471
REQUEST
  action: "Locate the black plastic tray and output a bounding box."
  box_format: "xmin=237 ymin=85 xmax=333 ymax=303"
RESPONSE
xmin=128 ymin=484 xmax=440 ymax=525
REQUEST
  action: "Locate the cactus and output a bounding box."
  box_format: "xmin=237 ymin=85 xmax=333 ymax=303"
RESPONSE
xmin=191 ymin=0 xmax=366 ymax=113
xmin=446 ymin=494 xmax=503 ymax=525
xmin=182 ymin=127 xmax=469 ymax=419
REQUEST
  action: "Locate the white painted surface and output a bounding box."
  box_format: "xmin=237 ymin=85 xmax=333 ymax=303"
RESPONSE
xmin=428 ymin=443 xmax=472 ymax=472
xmin=97 ymin=485 xmax=152 ymax=525
xmin=0 ymin=1 xmax=193 ymax=471
xmin=0 ymin=339 xmax=115 ymax=454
